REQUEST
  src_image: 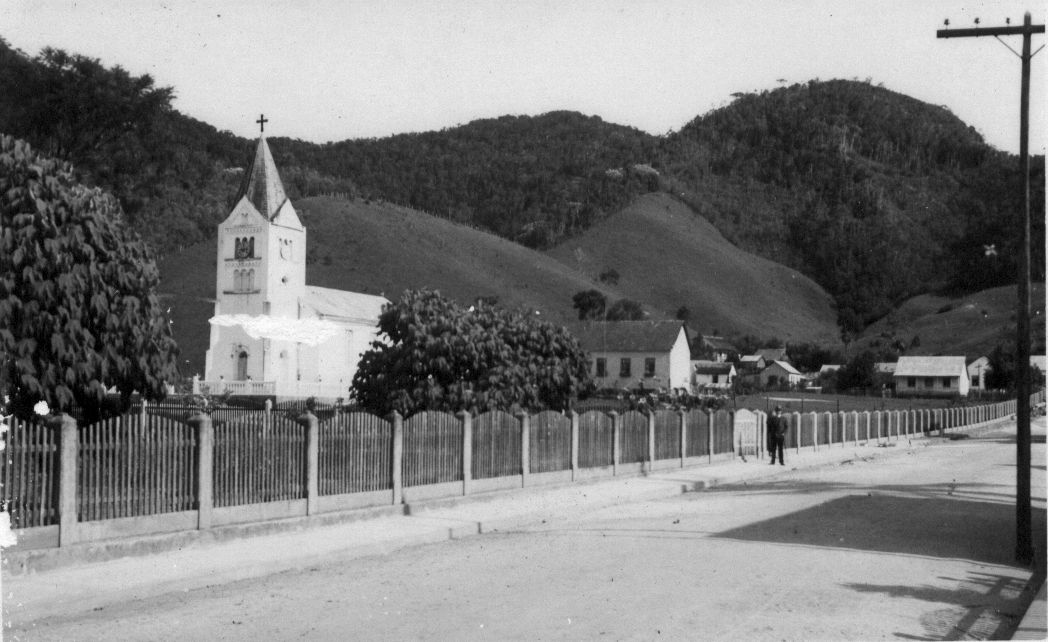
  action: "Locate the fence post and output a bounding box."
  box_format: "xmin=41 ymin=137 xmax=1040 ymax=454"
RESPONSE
xmin=55 ymin=413 xmax=78 ymax=547
xmin=190 ymin=412 xmax=214 ymax=530
xmin=459 ymin=411 xmax=472 ymax=495
xmin=838 ymin=411 xmax=845 ymax=447
xmin=300 ymin=411 xmax=319 ymax=515
xmin=390 ymin=412 xmax=403 ymax=505
xmin=679 ymin=410 xmax=687 ymax=468
xmin=570 ymin=411 xmax=580 ymax=482
xmin=647 ymin=411 xmax=656 ymax=470
xmin=610 ymin=411 xmax=621 ymax=475
xmin=792 ymin=412 xmax=801 ymax=454
xmin=519 ymin=412 xmax=530 ymax=488
xmin=707 ymin=409 xmax=714 ymax=463
xmin=728 ymin=410 xmax=736 ymax=460
xmin=810 ymin=412 xmax=818 ymax=451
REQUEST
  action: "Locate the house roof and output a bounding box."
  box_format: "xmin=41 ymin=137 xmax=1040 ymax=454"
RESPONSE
xmin=894 ymin=356 xmax=967 ymax=378
xmin=739 ymin=355 xmax=764 ymax=363
xmin=765 ymin=360 xmax=802 ymax=376
xmin=756 ymin=347 xmax=787 ymax=361
xmin=571 ymin=321 xmax=687 ymax=354
xmin=302 ymin=286 xmax=388 ymax=324
xmin=236 ymin=136 xmax=289 ymax=220
xmin=1031 ymin=355 xmax=1047 ymax=373
xmin=693 ymin=360 xmax=735 ymax=375
xmin=819 ymin=364 xmax=842 ymax=374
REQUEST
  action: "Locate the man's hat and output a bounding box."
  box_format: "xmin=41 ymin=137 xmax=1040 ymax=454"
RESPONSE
xmin=774 ymin=405 xmax=782 ymax=412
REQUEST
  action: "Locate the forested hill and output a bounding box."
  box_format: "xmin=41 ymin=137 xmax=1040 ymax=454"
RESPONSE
xmin=1 ymin=37 xmax=1043 ymax=337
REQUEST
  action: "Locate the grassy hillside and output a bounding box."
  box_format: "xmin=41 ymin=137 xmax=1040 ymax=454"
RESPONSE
xmin=545 ymin=192 xmax=840 ymax=345
xmin=852 ymin=283 xmax=1047 ymax=360
xmin=159 ymin=196 xmax=633 ymax=376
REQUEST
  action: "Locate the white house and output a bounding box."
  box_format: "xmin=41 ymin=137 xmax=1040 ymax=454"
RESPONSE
xmin=692 ymin=360 xmax=736 ymax=390
xmin=760 ymin=360 xmax=804 ymax=388
xmin=894 ymin=356 xmax=970 ymax=398
xmin=967 ymin=356 xmax=991 ymax=390
xmin=573 ymin=321 xmax=692 ymax=394
xmin=197 ymin=134 xmax=387 ymax=400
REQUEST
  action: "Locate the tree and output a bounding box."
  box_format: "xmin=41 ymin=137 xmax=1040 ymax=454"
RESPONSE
xmin=675 ymin=306 xmax=691 ymax=322
xmin=598 ymin=268 xmax=620 ymax=285
xmin=352 ymin=289 xmax=592 ymax=416
xmin=605 ymin=299 xmax=645 ymax=321
xmin=0 ymin=135 xmax=180 ymax=418
xmin=836 ymin=350 xmax=877 ymax=392
xmin=572 ymin=289 xmax=607 ymax=320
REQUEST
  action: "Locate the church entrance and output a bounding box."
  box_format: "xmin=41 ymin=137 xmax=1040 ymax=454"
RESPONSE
xmin=237 ymin=351 xmax=249 ymax=380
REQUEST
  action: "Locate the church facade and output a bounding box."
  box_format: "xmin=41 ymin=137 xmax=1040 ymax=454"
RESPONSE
xmin=197 ymin=135 xmax=387 ymax=401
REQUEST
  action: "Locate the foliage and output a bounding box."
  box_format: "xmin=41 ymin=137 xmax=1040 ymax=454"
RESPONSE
xmin=985 ymin=342 xmax=1045 ymax=391
xmin=675 ymin=306 xmax=691 ymax=322
xmin=598 ymin=268 xmax=620 ymax=285
xmin=572 ymin=289 xmax=607 ymax=320
xmin=605 ymin=299 xmax=645 ymax=321
xmin=835 ymin=351 xmax=877 ymax=392
xmin=787 ymin=342 xmax=844 ymax=373
xmin=352 ymin=289 xmax=592 ymax=416
xmin=0 ymin=135 xmax=179 ymax=419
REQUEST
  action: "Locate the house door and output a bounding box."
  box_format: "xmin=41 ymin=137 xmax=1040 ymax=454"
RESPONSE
xmin=237 ymin=351 xmax=249 ymax=381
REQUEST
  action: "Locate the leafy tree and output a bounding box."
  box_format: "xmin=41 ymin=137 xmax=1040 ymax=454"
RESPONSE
xmin=598 ymin=268 xmax=620 ymax=285
xmin=352 ymin=289 xmax=592 ymax=416
xmin=572 ymin=289 xmax=607 ymax=320
xmin=675 ymin=306 xmax=691 ymax=322
xmin=787 ymin=342 xmax=844 ymax=373
xmin=835 ymin=350 xmax=877 ymax=392
xmin=605 ymin=299 xmax=645 ymax=321
xmin=0 ymin=135 xmax=180 ymax=418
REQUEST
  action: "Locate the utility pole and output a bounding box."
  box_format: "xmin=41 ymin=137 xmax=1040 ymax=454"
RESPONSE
xmin=938 ymin=12 xmax=1044 ymax=565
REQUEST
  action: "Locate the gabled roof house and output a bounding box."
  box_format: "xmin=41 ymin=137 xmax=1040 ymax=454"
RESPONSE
xmin=572 ymin=321 xmax=692 ymax=393
xmin=894 ymin=356 xmax=969 ymax=397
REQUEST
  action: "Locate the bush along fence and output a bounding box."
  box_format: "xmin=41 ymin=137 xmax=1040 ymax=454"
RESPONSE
xmin=2 ymin=391 xmax=1043 ymax=551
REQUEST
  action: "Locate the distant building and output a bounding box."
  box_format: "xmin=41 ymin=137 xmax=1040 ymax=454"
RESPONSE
xmin=198 ymin=134 xmax=387 ymax=400
xmin=1031 ymin=355 xmax=1047 ymax=376
xmin=699 ymin=336 xmax=738 ymax=363
xmin=692 ymin=360 xmax=736 ymax=391
xmin=967 ymin=356 xmax=991 ymax=390
xmin=874 ymin=362 xmax=897 ymax=376
xmin=760 ymin=360 xmax=804 ymax=388
xmin=755 ymin=347 xmax=787 ymax=363
xmin=572 ymin=321 xmax=692 ymax=394
xmin=738 ymin=354 xmax=766 ymax=373
xmin=819 ymin=364 xmax=842 ymax=376
xmin=894 ymin=356 xmax=969 ymax=398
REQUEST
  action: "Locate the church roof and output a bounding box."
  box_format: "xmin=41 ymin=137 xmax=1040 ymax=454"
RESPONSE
xmin=236 ymin=136 xmax=289 ymax=220
xmin=302 ymin=286 xmax=388 ymax=325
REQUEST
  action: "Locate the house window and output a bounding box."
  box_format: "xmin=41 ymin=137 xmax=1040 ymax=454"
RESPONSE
xmin=644 ymin=358 xmax=656 ymax=378
xmin=595 ymin=358 xmax=607 ymax=377
xmin=712 ymin=374 xmax=719 ymax=384
xmin=620 ymin=358 xmax=631 ymax=378
xmin=907 ymin=377 xmax=916 ymax=388
xmin=925 ymin=377 xmax=935 ymax=387
xmin=942 ymin=377 xmax=951 ymax=388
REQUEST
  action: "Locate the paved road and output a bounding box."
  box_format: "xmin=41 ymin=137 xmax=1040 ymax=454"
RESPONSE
xmin=11 ymin=421 xmax=1046 ymax=640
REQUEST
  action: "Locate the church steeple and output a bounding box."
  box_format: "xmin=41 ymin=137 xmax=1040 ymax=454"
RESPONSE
xmin=236 ymin=133 xmax=288 ymax=221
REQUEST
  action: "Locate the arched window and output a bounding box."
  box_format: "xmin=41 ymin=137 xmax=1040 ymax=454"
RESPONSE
xmin=246 ymin=269 xmax=255 ymax=291
xmin=234 ymin=269 xmax=243 ymax=291
xmin=237 ymin=351 xmax=249 ymax=380
xmin=248 ymin=237 xmax=255 ymax=258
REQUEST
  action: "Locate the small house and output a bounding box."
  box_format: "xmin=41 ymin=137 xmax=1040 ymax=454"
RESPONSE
xmin=699 ymin=336 xmax=738 ymax=363
xmin=756 ymin=347 xmax=788 ymax=363
xmin=967 ymin=356 xmax=990 ymax=390
xmin=894 ymin=356 xmax=969 ymax=397
xmin=760 ymin=360 xmax=804 ymax=388
xmin=692 ymin=360 xmax=736 ymax=391
xmin=572 ymin=321 xmax=693 ymax=394
xmin=738 ymin=354 xmax=766 ymax=373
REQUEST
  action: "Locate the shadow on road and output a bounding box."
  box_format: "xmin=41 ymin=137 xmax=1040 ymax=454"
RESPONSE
xmin=714 ymin=494 xmax=1046 ymax=567
xmin=702 ymin=477 xmax=1020 ymax=506
xmin=844 ymin=570 xmax=1033 ymax=640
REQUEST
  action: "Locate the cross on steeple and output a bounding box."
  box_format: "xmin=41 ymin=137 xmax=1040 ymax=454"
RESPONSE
xmin=256 ymin=113 xmax=268 ymax=134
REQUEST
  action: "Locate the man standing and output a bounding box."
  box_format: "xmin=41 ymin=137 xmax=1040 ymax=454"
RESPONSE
xmin=767 ymin=405 xmax=788 ymax=466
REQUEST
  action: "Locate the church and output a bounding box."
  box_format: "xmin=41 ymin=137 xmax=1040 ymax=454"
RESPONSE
xmin=197 ymin=126 xmax=387 ymax=401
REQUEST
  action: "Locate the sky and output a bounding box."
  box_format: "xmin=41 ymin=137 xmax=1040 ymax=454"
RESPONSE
xmin=3 ymin=0 xmax=1045 ymax=154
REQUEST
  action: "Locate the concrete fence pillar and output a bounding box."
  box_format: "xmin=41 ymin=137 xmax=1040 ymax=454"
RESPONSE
xmin=390 ymin=412 xmax=403 ymax=505
xmin=610 ymin=411 xmax=621 ymax=475
xmin=459 ymin=411 xmax=472 ymax=495
xmin=837 ymin=412 xmax=845 ymax=447
xmin=707 ymin=410 xmax=715 ymax=463
xmin=189 ymin=412 xmax=213 ymax=530
xmin=569 ymin=411 xmax=580 ymax=481
xmin=678 ymin=410 xmax=687 ymax=467
xmin=728 ymin=410 xmax=736 ymax=460
xmin=55 ymin=413 xmax=79 ymax=546
xmin=809 ymin=412 xmax=818 ymax=451
xmin=299 ymin=411 xmax=319 ymax=515
xmin=647 ymin=411 xmax=656 ymax=469
xmin=519 ymin=412 xmax=531 ymax=487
